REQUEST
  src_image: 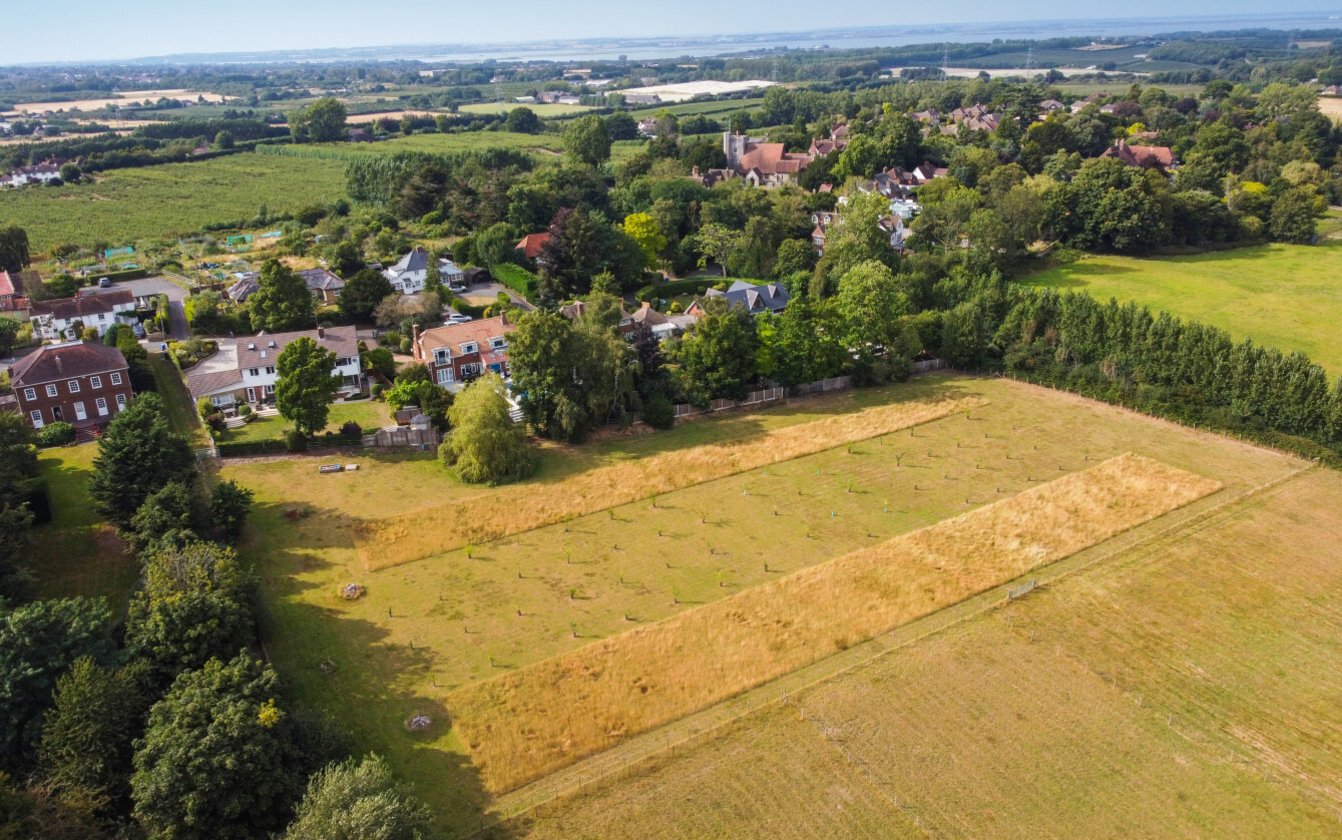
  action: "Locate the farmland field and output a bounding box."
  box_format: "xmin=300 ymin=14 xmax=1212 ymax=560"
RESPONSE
xmin=1319 ymin=95 xmax=1342 ymax=123
xmin=519 ymin=463 xmax=1342 ymax=839
xmin=0 ymin=151 xmax=347 ymax=253
xmin=458 ymin=102 xmax=594 ymax=117
xmin=1021 ymin=236 xmax=1342 ymax=375
xmin=223 ymin=374 xmax=1308 ymax=835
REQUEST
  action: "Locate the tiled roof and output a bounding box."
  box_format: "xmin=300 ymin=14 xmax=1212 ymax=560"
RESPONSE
xmin=297 ymin=268 xmax=345 ymax=293
xmin=237 ymin=326 xmax=359 ymax=369
xmin=29 ymin=289 xmax=134 ymax=321
xmin=10 ymin=341 xmax=128 ymax=386
xmin=187 ymin=368 xmax=244 ymax=399
xmin=0 ymin=271 xmax=13 ymax=297
xmin=390 ymin=248 xmax=430 ymax=274
xmin=416 ymin=315 xmax=514 ymax=354
xmin=515 ymin=233 xmax=550 ymax=259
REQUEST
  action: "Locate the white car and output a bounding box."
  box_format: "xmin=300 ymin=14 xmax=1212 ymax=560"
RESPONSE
xmin=447 ymin=283 xmax=467 ymax=294
xmin=445 ymin=313 xmax=472 ymax=325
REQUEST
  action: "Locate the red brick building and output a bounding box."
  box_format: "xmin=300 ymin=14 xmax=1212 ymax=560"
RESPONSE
xmin=411 ymin=315 xmax=514 ymax=390
xmin=10 ymin=341 xmax=132 ymax=430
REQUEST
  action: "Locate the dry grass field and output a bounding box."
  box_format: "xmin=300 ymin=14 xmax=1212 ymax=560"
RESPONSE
xmin=223 ymin=374 xmax=1306 ymax=835
xmin=452 ymin=454 xmax=1220 ymax=793
xmin=1319 ymin=95 xmax=1342 ymax=123
xmin=518 ymin=465 xmax=1342 ymax=839
xmin=355 ymin=393 xmax=981 ymax=569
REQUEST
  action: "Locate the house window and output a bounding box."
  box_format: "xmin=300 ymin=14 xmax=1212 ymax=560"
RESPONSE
xmin=95 ymin=397 xmax=108 ymax=416
xmin=248 ymin=368 xmax=260 ymax=377
xmin=68 ymin=379 xmax=80 ymax=393
xmin=265 ymin=366 xmax=275 ymax=375
xmin=45 ymin=384 xmax=58 ymax=397
xmin=90 ymin=375 xmax=102 ymax=389
xmin=110 ymin=372 xmax=122 ymax=385
xmin=264 ymin=384 xmax=274 ymax=395
xmin=115 ymin=393 xmax=127 ymax=410
xmin=460 ymin=342 xmax=478 ymax=354
xmin=29 ymin=410 xmax=43 ymax=428
xmin=433 ymin=349 xmax=450 ymax=365
xmin=22 ymin=387 xmax=35 ymax=401
xmin=489 ymin=337 xmax=507 ymax=350
xmin=436 ymin=368 xmax=454 ymax=385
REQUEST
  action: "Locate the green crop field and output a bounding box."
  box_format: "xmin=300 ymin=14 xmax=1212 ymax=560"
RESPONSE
xmin=0 ymin=152 xmax=348 ymax=253
xmin=219 ymin=374 xmax=1309 ymax=835
xmin=632 ymin=97 xmax=765 ymax=117
xmin=262 ymin=131 xmax=565 ymax=160
xmin=1021 ymin=236 xmax=1342 ymax=375
xmin=458 ymin=102 xmax=594 ymax=117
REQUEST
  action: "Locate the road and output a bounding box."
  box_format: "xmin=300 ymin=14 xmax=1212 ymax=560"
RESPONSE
xmin=89 ymin=276 xmax=189 ymax=341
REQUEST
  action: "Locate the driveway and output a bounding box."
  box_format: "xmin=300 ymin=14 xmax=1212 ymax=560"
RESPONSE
xmin=461 ymin=281 xmax=534 ymax=312
xmin=90 ymin=276 xmax=189 ymax=340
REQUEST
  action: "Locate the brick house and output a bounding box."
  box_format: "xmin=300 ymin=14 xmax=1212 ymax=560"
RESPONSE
xmin=10 ymin=341 xmax=132 ymax=430
xmin=0 ymin=270 xmax=19 ymax=311
xmin=411 ymin=315 xmax=515 ymax=391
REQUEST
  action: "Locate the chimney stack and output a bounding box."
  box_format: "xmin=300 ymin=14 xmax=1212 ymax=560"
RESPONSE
xmin=317 ymin=326 xmax=325 ymax=339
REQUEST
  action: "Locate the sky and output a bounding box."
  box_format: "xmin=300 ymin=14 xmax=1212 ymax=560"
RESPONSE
xmin=8 ymin=0 xmax=1338 ymax=64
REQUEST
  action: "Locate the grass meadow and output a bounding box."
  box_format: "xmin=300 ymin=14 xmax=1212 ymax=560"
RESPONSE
xmin=221 ymin=374 xmax=1302 ymax=834
xmin=452 ymin=453 xmax=1220 ymax=793
xmin=457 ymin=102 xmax=594 ymax=117
xmin=1022 ymin=236 xmax=1342 ymax=375
xmin=521 ymin=464 xmax=1342 ymax=839
xmin=0 ymin=152 xmax=348 ymax=253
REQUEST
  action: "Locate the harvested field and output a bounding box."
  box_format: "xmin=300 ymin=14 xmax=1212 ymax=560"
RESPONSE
xmin=354 ymin=393 xmax=982 ymax=569
xmin=519 ymin=466 xmax=1342 ymax=839
xmin=1319 ymin=95 xmax=1342 ymax=123
xmin=451 ymin=454 xmax=1221 ymax=793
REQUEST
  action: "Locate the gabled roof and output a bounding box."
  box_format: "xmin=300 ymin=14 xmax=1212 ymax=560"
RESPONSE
xmin=1101 ymin=139 xmax=1175 ymax=169
xmin=416 ymin=315 xmax=515 ymax=356
xmin=237 ymin=325 xmax=359 ymax=369
xmin=0 ymin=271 xmax=13 ymax=298
xmin=702 ymin=280 xmax=790 ymax=314
xmin=29 ymin=289 xmax=134 ymax=321
xmin=187 ymin=368 xmax=244 ymax=400
xmin=515 ymin=233 xmax=551 ymax=259
xmin=11 ymin=341 xmax=128 ymax=386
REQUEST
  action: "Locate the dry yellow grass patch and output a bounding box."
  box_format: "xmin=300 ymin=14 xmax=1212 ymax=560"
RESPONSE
xmin=356 ymin=394 xmax=983 ymax=570
xmin=449 ymin=453 xmax=1221 ymax=793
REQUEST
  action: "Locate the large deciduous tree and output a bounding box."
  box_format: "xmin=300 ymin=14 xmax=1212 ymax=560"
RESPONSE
xmin=275 ymin=337 xmax=340 ymax=437
xmin=88 ymin=393 xmax=195 ymax=529
xmin=439 ymin=373 xmax=534 ymax=485
xmin=671 ymin=301 xmax=759 ymax=403
xmin=563 ymin=114 xmax=612 ymax=168
xmin=282 ymin=754 xmax=433 ymax=840
xmin=125 ymin=541 xmax=256 ymax=685
xmin=0 ymin=226 xmax=30 ymax=274
xmin=249 ymin=260 xmax=315 ymax=332
xmin=131 ymin=653 xmax=305 ymax=840
xmin=289 ymin=97 xmax=348 ymax=143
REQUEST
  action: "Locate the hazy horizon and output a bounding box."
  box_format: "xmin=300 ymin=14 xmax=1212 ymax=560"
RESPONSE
xmin=8 ymin=2 xmax=1341 ymax=65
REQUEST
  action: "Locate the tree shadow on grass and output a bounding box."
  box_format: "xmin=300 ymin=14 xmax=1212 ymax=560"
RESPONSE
xmin=246 ymin=500 xmax=531 ymax=839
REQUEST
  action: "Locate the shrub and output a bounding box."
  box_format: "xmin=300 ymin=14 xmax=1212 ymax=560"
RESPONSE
xmin=205 ymin=413 xmax=227 ymax=433
xmin=197 ymin=397 xmax=215 ymax=419
xmin=384 ymin=329 xmax=402 ymax=347
xmin=284 ymin=429 xmax=307 ymax=453
xmin=370 ymin=383 xmax=385 ymax=399
xmin=238 ymin=404 xmax=252 ymax=417
xmin=35 ymin=421 xmax=76 ymax=447
xmin=339 ymin=420 xmax=362 ymax=441
xmin=641 ymin=394 xmax=676 ymax=430
xmin=398 ymin=337 xmax=412 ymax=354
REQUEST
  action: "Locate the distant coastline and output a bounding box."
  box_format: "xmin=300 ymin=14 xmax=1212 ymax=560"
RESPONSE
xmin=33 ymin=10 xmax=1342 ymax=66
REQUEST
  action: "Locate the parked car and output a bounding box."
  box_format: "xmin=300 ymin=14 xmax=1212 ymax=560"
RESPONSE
xmin=97 ymin=277 xmax=111 ymax=288
xmin=447 ymin=283 xmax=467 ymax=294
xmin=132 ymin=322 xmax=146 ymax=338
xmin=445 ymin=313 xmax=472 ymax=325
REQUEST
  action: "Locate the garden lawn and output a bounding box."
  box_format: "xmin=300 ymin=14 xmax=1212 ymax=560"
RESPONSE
xmin=30 ymin=445 xmax=137 ymax=612
xmin=147 ymin=352 xmax=211 ymax=448
xmin=1021 ymin=238 xmax=1342 ymax=375
xmin=217 ymin=400 xmax=392 ymax=444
